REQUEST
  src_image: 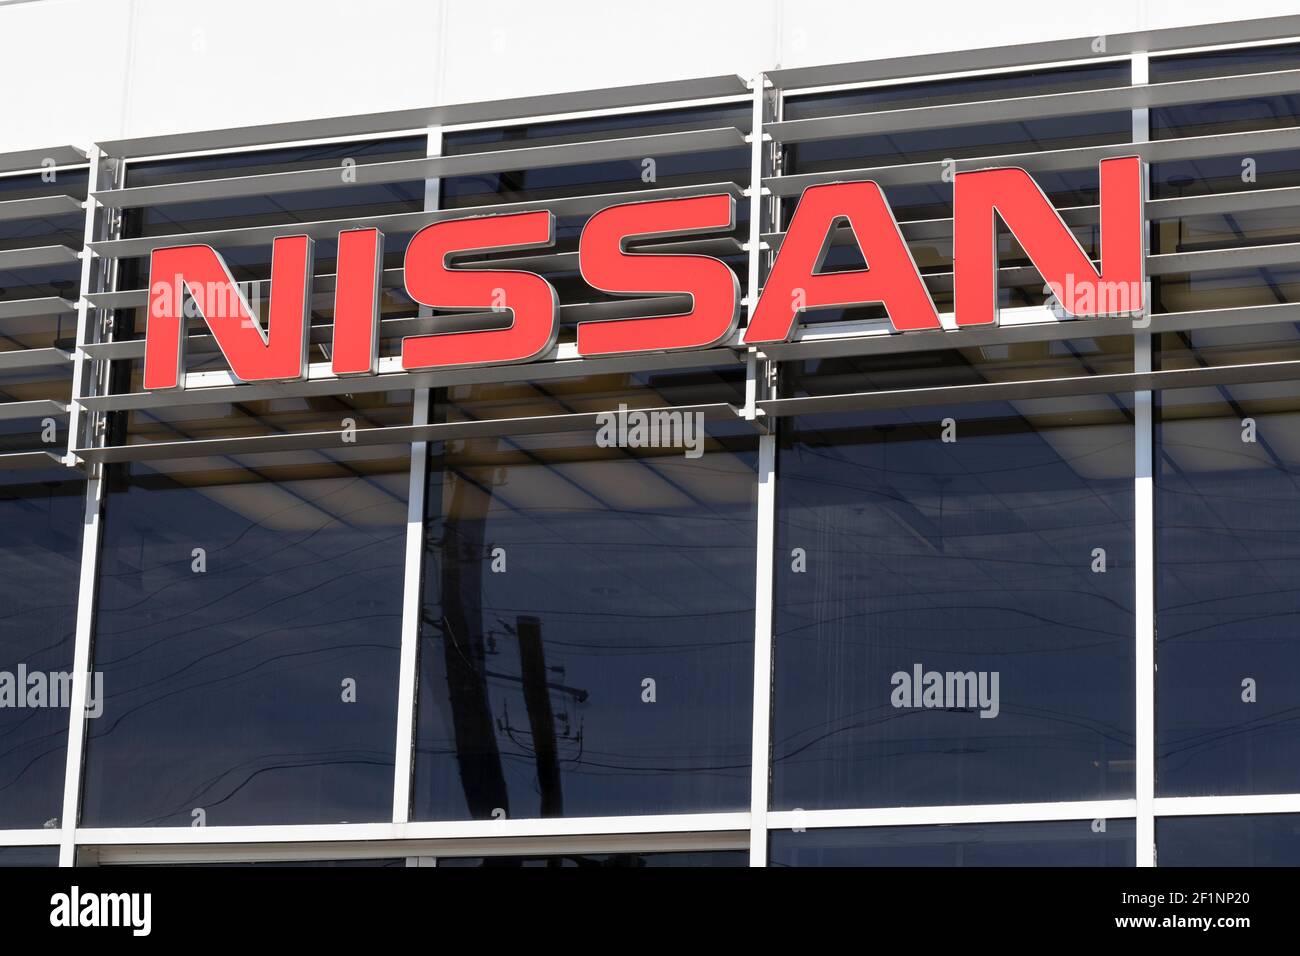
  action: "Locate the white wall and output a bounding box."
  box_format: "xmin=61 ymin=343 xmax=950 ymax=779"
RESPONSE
xmin=0 ymin=0 xmax=1297 ymax=154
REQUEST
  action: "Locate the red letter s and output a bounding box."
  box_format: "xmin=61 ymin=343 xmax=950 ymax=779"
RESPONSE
xmin=401 ymin=210 xmax=559 ymax=370
xmin=576 ymin=194 xmax=740 ymax=356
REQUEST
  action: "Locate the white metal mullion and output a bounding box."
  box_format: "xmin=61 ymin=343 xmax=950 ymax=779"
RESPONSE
xmin=745 ymin=74 xmax=778 ymax=867
xmin=392 ymin=127 xmax=441 ymax=824
xmin=65 ymin=147 xmax=104 ymax=464
xmin=77 ymin=811 xmax=749 ymax=846
xmin=0 ymin=829 xmax=62 ymax=847
xmin=749 ymin=434 xmax=776 ymax=867
xmin=57 ymin=147 xmax=117 ymax=868
xmin=392 ymin=388 xmax=430 ymax=823
xmin=58 ymin=473 xmax=103 ymax=868
xmin=1132 ymin=51 xmax=1156 ymax=868
xmin=1154 ymin=794 xmax=1300 ymax=817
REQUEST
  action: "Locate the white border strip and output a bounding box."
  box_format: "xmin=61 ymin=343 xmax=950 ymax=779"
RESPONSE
xmin=1153 ymin=794 xmax=1300 ymax=817
xmin=75 ymin=812 xmax=751 ymax=847
xmin=0 ymin=829 xmax=62 ymax=847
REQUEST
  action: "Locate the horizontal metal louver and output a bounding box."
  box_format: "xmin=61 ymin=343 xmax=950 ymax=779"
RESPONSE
xmin=0 ymin=145 xmax=89 ymax=472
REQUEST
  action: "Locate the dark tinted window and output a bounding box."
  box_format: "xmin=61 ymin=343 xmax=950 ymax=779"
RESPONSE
xmin=81 ymin=417 xmax=411 ymax=826
xmin=769 ymin=820 xmax=1135 ymax=866
xmin=0 ymin=846 xmax=58 ymax=866
xmin=412 ymin=369 xmax=756 ymax=820
xmin=1158 ymin=814 xmax=1300 ymax=866
xmin=1156 ymin=382 xmax=1300 ymax=796
xmin=772 ymin=378 xmax=1135 ymax=809
xmin=0 ymin=472 xmax=83 ymax=828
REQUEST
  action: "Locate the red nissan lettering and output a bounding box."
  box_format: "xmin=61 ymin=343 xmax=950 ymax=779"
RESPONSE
xmin=743 ymin=180 xmax=941 ymax=344
xmin=401 ymin=210 xmax=559 ymax=370
xmin=330 ymin=227 xmax=385 ymax=376
xmin=953 ymin=155 xmax=1144 ymax=326
xmin=143 ymin=235 xmax=313 ymax=391
xmin=577 ymin=194 xmax=740 ymax=356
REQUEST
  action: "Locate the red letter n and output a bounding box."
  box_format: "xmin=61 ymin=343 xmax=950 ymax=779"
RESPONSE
xmin=953 ymin=156 xmax=1144 ymax=327
xmin=144 ymin=236 xmax=313 ymax=390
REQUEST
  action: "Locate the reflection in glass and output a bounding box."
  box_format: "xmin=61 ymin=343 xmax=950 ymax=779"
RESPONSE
xmin=1158 ymin=814 xmax=1300 ymax=866
xmin=0 ymin=473 xmax=83 ymax=829
xmin=412 ymin=370 xmax=756 ymax=820
xmin=81 ymin=435 xmax=409 ymax=827
xmin=1157 ymin=383 xmax=1300 ymax=796
xmin=773 ymin=381 xmax=1135 ymax=809
xmin=0 ymin=846 xmax=59 ymax=867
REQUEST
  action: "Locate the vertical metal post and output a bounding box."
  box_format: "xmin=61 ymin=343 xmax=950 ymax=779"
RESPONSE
xmin=59 ymin=148 xmax=116 ymax=866
xmin=58 ymin=472 xmax=104 ymax=867
xmin=392 ymin=127 xmax=441 ymax=823
xmin=749 ymin=433 xmax=776 ymax=867
xmin=1131 ymin=51 xmax=1157 ymax=868
xmin=746 ymin=74 xmax=778 ymax=867
xmin=65 ymin=147 xmax=105 ymax=465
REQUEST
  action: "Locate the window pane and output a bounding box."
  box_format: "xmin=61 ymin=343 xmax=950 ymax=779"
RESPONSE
xmin=0 ymin=846 xmax=58 ymax=867
xmin=772 ymin=380 xmax=1135 ymax=809
xmin=1158 ymin=814 xmax=1300 ymax=866
xmin=0 ymin=470 xmax=83 ymax=829
xmin=769 ymin=820 xmax=1135 ymax=866
xmin=81 ymin=426 xmax=410 ymax=827
xmin=1156 ymin=382 xmax=1300 ymax=796
xmin=412 ymin=370 xmax=756 ymax=820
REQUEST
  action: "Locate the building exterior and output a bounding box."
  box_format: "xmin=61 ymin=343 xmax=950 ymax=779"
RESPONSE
xmin=1 ymin=1 xmax=1300 ymax=867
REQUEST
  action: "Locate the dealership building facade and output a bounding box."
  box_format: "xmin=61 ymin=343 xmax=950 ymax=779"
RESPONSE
xmin=2 ymin=2 xmax=1300 ymax=866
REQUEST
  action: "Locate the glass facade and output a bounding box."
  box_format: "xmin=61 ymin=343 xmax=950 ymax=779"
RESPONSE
xmin=0 ymin=26 xmax=1297 ymax=867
